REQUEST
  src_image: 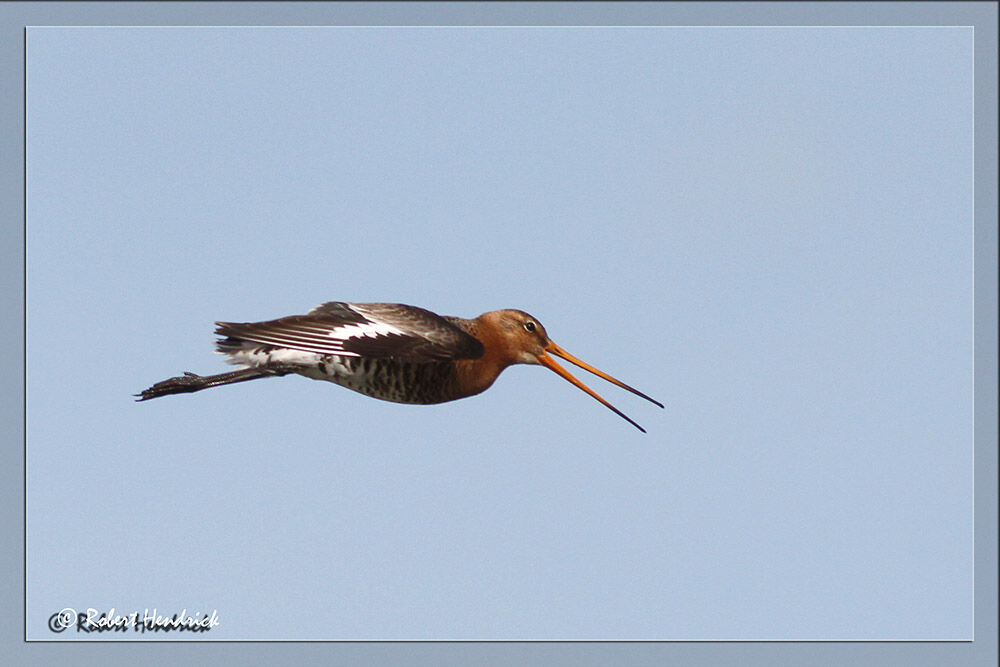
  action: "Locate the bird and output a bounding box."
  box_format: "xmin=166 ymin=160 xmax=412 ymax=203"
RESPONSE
xmin=136 ymin=302 xmax=663 ymax=432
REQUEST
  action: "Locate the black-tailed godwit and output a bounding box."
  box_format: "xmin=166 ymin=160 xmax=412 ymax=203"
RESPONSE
xmin=137 ymin=302 xmax=662 ymax=431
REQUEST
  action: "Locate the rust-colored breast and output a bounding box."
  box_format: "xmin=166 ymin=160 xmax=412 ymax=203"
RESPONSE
xmin=446 ymin=317 xmax=514 ymax=400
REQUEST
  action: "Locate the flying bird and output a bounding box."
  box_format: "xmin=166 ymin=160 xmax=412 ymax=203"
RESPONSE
xmin=136 ymin=302 xmax=662 ymax=432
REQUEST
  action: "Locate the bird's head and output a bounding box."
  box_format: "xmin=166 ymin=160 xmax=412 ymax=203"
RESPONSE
xmin=477 ymin=309 xmax=663 ymax=432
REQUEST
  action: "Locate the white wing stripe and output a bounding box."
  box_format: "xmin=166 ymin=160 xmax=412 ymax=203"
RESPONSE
xmin=264 ymin=321 xmax=406 ymax=342
xmin=234 ymin=333 xmax=361 ymax=357
xmin=248 ymin=332 xmax=346 ymax=349
xmin=228 ymin=320 xmax=409 ymax=357
xmin=325 ymin=321 xmax=407 ymax=340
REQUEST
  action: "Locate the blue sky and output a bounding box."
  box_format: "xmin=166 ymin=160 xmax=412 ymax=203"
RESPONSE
xmin=26 ymin=26 xmax=973 ymax=639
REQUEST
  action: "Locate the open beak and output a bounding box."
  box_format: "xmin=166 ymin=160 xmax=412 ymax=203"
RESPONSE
xmin=536 ymin=341 xmax=664 ymax=433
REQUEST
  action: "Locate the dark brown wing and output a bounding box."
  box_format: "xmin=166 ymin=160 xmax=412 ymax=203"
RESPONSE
xmin=215 ymin=302 xmax=484 ymax=362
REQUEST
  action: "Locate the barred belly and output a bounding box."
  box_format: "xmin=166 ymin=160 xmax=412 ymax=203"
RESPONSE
xmin=300 ymin=355 xmax=460 ymax=405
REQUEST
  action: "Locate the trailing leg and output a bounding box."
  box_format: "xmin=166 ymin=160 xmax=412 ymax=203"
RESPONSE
xmin=135 ymin=366 xmax=296 ymax=401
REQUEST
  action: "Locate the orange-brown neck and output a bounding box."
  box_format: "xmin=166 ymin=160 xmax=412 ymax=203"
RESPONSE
xmin=449 ymin=314 xmax=520 ymax=398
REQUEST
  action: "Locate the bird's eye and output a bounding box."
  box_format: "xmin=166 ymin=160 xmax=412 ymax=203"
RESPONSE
xmin=523 ymin=321 xmax=536 ymax=333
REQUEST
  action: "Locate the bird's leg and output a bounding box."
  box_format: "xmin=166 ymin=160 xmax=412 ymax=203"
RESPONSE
xmin=135 ymin=365 xmax=298 ymax=401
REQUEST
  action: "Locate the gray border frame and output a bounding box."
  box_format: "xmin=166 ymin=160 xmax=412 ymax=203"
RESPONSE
xmin=6 ymin=2 xmax=996 ymax=665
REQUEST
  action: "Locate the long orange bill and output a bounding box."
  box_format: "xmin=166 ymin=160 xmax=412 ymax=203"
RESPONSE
xmin=538 ymin=342 xmax=664 ymax=433
xmin=548 ymin=342 xmax=665 ymax=408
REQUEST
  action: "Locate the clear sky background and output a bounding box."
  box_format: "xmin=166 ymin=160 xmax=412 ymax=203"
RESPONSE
xmin=26 ymin=26 xmax=973 ymax=640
